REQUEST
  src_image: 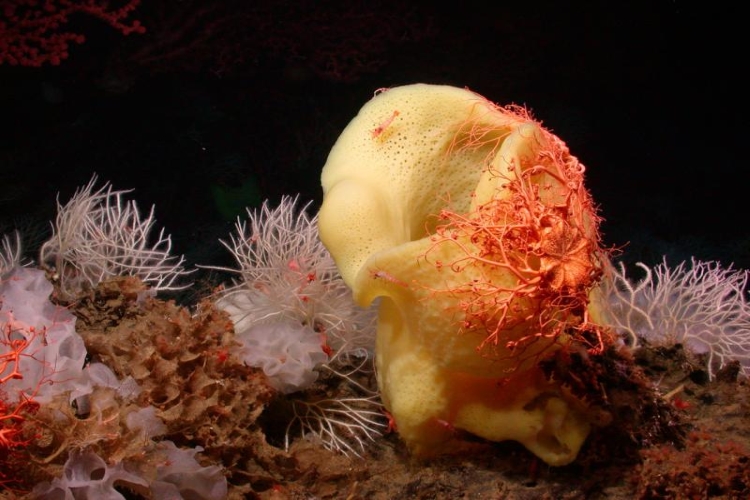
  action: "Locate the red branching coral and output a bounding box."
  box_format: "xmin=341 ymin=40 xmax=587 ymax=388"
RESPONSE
xmin=109 ymin=0 xmax=435 ymax=81
xmin=0 ymin=0 xmax=145 ymax=66
xmin=423 ymin=105 xmax=610 ymax=368
xmin=1 ymin=326 xmax=41 ymax=489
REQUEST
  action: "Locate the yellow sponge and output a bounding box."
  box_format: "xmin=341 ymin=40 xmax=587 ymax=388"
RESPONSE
xmin=320 ymin=84 xmax=527 ymax=287
xmin=319 ymin=83 xmax=607 ymax=465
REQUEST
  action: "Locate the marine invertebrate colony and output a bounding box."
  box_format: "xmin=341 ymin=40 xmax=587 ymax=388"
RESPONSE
xmin=0 ymin=266 xmax=88 ymax=406
xmin=592 ymin=257 xmax=750 ymax=380
xmin=0 ymin=177 xmax=234 ymax=496
xmin=206 ymin=196 xmax=384 ymax=455
xmin=0 ymin=233 xmax=22 ymax=274
xmin=318 ymin=83 xmax=610 ymax=465
xmin=38 ymin=175 xmax=192 ymax=299
xmin=208 ymin=195 xmax=376 ymax=392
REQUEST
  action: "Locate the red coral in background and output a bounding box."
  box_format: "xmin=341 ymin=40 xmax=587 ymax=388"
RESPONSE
xmin=0 ymin=0 xmax=145 ymax=66
xmin=109 ymin=0 xmax=436 ymax=83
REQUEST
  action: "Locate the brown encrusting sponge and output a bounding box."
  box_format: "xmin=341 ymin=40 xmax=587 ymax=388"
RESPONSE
xmin=24 ymin=276 xmax=296 ymax=496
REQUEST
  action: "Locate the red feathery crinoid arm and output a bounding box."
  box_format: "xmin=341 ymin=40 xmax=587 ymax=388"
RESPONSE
xmin=422 ymin=105 xmax=611 ymax=369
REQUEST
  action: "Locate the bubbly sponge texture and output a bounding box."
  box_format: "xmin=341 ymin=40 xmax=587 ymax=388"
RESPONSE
xmin=32 ymin=441 xmax=227 ymax=500
xmin=33 ymin=448 xmax=149 ymax=500
xmin=319 ymin=84 xmax=526 ymax=287
xmin=236 ymin=319 xmax=328 ymax=393
xmin=0 ymin=266 xmax=89 ymax=404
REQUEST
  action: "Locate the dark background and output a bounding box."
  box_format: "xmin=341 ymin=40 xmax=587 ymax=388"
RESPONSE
xmin=1 ymin=1 xmax=747 ymax=283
